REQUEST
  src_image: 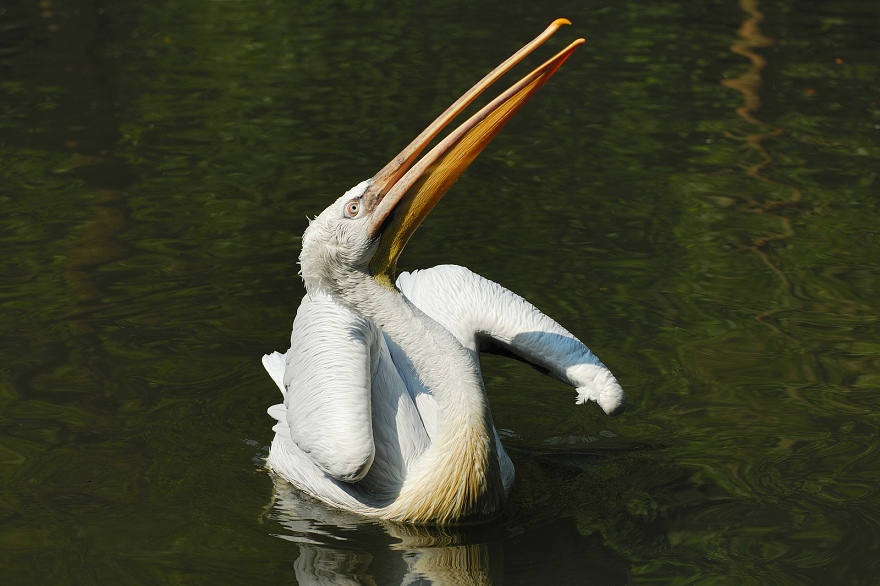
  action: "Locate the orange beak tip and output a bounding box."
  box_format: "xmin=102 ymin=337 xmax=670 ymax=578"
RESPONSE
xmin=366 ymin=20 xmax=583 ymax=282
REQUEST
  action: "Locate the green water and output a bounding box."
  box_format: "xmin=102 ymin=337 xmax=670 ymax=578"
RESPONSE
xmin=1 ymin=0 xmax=878 ymax=583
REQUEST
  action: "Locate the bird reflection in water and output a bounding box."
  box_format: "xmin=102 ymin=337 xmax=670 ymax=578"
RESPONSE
xmin=267 ymin=474 xmax=630 ymax=585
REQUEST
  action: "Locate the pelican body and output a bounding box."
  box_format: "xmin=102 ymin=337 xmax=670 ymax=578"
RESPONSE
xmin=263 ymin=20 xmax=625 ymax=525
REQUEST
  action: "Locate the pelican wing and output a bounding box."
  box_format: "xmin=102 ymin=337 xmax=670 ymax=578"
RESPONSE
xmin=266 ymin=291 xmax=378 ymax=483
xmin=396 ymin=265 xmax=625 ymax=415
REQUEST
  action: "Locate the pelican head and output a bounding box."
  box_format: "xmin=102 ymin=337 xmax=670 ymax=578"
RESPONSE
xmin=299 ymin=20 xmax=584 ymax=298
xmin=299 ymin=180 xmax=377 ymax=295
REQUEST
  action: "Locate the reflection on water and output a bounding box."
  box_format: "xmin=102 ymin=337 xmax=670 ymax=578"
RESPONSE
xmin=721 ymin=0 xmax=807 ymax=337
xmin=268 ymin=474 xmax=629 ymax=585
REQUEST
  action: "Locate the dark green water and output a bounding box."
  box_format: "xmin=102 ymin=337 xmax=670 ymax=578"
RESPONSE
xmin=1 ymin=0 xmax=878 ymax=583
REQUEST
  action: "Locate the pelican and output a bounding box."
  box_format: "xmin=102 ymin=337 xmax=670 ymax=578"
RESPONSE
xmin=263 ymin=19 xmax=625 ymax=525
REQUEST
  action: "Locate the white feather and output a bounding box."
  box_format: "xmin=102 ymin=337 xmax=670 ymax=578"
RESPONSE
xmin=264 ymin=258 xmax=624 ymax=521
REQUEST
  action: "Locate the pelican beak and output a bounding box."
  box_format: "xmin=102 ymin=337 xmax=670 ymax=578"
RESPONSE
xmin=363 ymin=19 xmax=585 ymax=288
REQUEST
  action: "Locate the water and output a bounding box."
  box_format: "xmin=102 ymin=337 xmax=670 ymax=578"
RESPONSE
xmin=1 ymin=0 xmax=878 ymax=583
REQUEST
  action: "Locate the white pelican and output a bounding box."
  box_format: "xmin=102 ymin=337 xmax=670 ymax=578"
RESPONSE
xmin=263 ymin=19 xmax=625 ymax=525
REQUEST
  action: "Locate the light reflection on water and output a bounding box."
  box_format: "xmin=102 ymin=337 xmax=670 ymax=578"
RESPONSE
xmin=0 ymin=0 xmax=878 ymax=583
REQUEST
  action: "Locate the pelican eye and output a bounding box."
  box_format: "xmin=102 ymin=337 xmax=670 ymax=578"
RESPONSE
xmin=344 ymin=199 xmax=362 ymax=218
